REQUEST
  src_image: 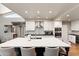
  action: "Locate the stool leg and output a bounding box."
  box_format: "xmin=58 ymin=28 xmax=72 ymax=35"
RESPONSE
xmin=65 ymin=47 xmax=70 ymax=56
xmin=35 ymin=47 xmax=45 ymax=56
xmin=14 ymin=47 xmax=22 ymax=56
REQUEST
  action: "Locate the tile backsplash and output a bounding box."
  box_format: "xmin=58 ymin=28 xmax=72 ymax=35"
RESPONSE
xmin=26 ymin=27 xmax=45 ymax=35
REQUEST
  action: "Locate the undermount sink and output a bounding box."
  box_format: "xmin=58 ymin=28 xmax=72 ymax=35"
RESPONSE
xmin=30 ymin=36 xmax=42 ymax=39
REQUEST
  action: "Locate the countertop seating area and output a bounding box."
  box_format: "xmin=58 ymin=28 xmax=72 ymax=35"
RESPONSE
xmin=21 ymin=47 xmax=59 ymax=56
xmin=20 ymin=47 xmax=69 ymax=56
xmin=0 ymin=47 xmax=69 ymax=56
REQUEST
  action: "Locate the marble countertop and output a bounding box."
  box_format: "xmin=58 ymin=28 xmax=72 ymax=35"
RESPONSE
xmin=69 ymin=32 xmax=79 ymax=36
xmin=0 ymin=36 xmax=70 ymax=48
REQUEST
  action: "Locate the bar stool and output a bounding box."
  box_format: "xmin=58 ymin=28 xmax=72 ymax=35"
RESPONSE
xmin=44 ymin=47 xmax=59 ymax=56
xmin=21 ymin=47 xmax=36 ymax=56
xmin=59 ymin=47 xmax=69 ymax=56
xmin=0 ymin=48 xmax=16 ymax=56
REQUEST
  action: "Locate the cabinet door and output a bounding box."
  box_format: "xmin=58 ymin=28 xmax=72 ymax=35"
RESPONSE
xmin=69 ymin=35 xmax=76 ymax=43
xmin=44 ymin=21 xmax=53 ymax=31
xmin=71 ymin=20 xmax=79 ymax=31
xmin=54 ymin=21 xmax=62 ymax=27
xmin=26 ymin=21 xmax=35 ymax=31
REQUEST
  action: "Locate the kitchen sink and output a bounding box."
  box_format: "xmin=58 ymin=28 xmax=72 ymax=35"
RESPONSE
xmin=30 ymin=36 xmax=42 ymax=39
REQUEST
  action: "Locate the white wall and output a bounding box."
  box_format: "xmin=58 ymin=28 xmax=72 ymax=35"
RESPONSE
xmin=0 ymin=17 xmax=25 ymax=42
xmin=0 ymin=18 xmax=13 ymax=42
xmin=15 ymin=24 xmax=25 ymax=37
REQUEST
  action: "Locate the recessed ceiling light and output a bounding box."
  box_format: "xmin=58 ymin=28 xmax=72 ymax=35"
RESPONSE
xmin=49 ymin=11 xmax=52 ymax=14
xmin=25 ymin=11 xmax=28 ymax=13
xmin=56 ymin=18 xmax=60 ymax=20
xmin=37 ymin=10 xmax=40 ymax=14
xmin=66 ymin=14 xmax=70 ymax=17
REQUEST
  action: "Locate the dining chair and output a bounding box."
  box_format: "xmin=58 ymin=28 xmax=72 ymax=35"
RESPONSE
xmin=0 ymin=48 xmax=16 ymax=56
xmin=21 ymin=47 xmax=36 ymax=56
xmin=44 ymin=47 xmax=59 ymax=56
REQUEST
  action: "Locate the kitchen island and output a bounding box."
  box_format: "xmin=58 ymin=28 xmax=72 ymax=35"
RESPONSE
xmin=0 ymin=36 xmax=70 ymax=56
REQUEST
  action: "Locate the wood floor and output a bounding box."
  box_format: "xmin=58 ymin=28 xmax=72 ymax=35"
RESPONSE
xmin=68 ymin=43 xmax=79 ymax=56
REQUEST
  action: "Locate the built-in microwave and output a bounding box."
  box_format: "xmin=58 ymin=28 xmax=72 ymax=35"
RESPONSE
xmin=55 ymin=27 xmax=62 ymax=38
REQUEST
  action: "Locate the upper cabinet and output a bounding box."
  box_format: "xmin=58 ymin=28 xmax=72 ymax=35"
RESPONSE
xmin=44 ymin=21 xmax=54 ymax=31
xmin=71 ymin=20 xmax=79 ymax=31
xmin=25 ymin=20 xmax=62 ymax=31
xmin=26 ymin=21 xmax=35 ymax=31
xmin=54 ymin=21 xmax=62 ymax=27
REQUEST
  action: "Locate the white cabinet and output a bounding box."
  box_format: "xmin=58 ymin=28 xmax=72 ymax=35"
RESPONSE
xmin=26 ymin=21 xmax=35 ymax=31
xmin=44 ymin=21 xmax=62 ymax=31
xmin=71 ymin=20 xmax=79 ymax=31
xmin=44 ymin=21 xmax=54 ymax=31
xmin=69 ymin=35 xmax=76 ymax=43
xmin=62 ymin=23 xmax=68 ymax=43
xmin=54 ymin=21 xmax=62 ymax=27
xmin=25 ymin=21 xmax=62 ymax=31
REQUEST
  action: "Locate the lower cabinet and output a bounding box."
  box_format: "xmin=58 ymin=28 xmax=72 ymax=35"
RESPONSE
xmin=68 ymin=35 xmax=76 ymax=43
xmin=76 ymin=35 xmax=79 ymax=43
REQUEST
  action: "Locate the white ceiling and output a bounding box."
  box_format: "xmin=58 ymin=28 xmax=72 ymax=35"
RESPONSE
xmin=2 ymin=3 xmax=79 ymax=21
xmin=0 ymin=4 xmax=12 ymax=15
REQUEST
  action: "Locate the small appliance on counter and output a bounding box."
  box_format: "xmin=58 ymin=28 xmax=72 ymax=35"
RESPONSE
xmin=44 ymin=31 xmax=53 ymax=35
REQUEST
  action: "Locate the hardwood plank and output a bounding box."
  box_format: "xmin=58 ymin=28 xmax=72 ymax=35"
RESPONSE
xmin=69 ymin=43 xmax=79 ymax=56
